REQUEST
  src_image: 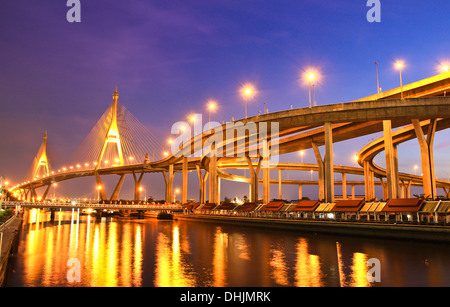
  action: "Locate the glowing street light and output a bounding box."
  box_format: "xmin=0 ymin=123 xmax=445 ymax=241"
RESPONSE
xmin=395 ymin=61 xmax=404 ymax=100
xmin=241 ymin=84 xmax=256 ymax=119
xmin=443 ymin=65 xmax=449 ymax=73
xmin=208 ymin=101 xmax=216 ymax=130
xmin=414 ymin=165 xmax=418 ymax=175
xmin=308 ymin=73 xmax=315 ymax=108
xmin=97 ymin=185 xmax=102 ymax=202
xmin=299 ymin=150 xmax=304 ymax=164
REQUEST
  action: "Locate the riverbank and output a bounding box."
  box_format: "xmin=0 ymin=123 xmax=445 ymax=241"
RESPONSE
xmin=0 ymin=215 xmax=22 ymax=286
xmin=176 ymin=214 xmax=450 ymax=243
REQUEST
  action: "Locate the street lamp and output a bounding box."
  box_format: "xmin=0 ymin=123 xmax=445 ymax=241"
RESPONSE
xmin=443 ymin=65 xmax=449 ymax=73
xmin=308 ymin=73 xmax=314 ymax=108
xmin=139 ymin=186 xmax=146 ymax=203
xmin=299 ymin=150 xmax=304 ymax=164
xmin=208 ymin=101 xmax=216 ymax=130
xmin=241 ymin=84 xmax=256 ymax=119
xmin=396 ymin=61 xmax=404 ymax=100
xmin=174 ymin=188 xmax=180 ymax=203
xmin=414 ymin=165 xmax=418 ymax=175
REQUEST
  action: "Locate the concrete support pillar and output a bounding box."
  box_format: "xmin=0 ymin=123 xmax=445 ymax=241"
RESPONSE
xmin=342 ymin=173 xmax=347 ymax=200
xmin=324 ymin=122 xmax=334 ymax=203
xmin=94 ymin=172 xmax=108 ymax=201
xmin=196 ymin=165 xmax=208 ymax=204
xmin=312 ymin=142 xmax=325 ymax=201
xmin=41 ymin=184 xmax=51 ymax=201
xmin=164 ymin=164 xmax=174 ymax=204
xmin=208 ymin=145 xmax=219 ymax=204
xmin=351 ymin=185 xmax=355 ymax=199
xmin=132 ymin=171 xmax=144 ymax=202
xmin=364 ymin=161 xmax=375 ymax=200
xmin=278 ymin=169 xmax=282 ymax=200
xmin=383 ymin=120 xmax=398 ymax=199
xmin=110 ymin=174 xmax=126 ymax=201
xmin=246 ymin=156 xmax=261 ymax=202
xmin=298 ymin=185 xmax=303 ymax=200
xmin=262 ymin=139 xmax=270 ymax=204
xmin=412 ymin=119 xmax=437 ymax=199
xmin=182 ymin=157 xmax=188 ymax=204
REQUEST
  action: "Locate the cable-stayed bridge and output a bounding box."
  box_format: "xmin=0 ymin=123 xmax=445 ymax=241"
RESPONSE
xmin=7 ymin=72 xmax=450 ymax=207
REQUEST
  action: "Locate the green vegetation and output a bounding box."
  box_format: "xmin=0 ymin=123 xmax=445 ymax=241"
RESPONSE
xmin=0 ymin=208 xmax=14 ymax=224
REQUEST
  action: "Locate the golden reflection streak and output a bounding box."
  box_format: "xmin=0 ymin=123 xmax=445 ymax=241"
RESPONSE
xmin=350 ymin=252 xmax=371 ymax=287
xmin=155 ymin=225 xmax=196 ymax=287
xmin=295 ymin=238 xmax=323 ymax=287
xmin=270 ymin=249 xmax=288 ymax=286
xmin=336 ymin=242 xmax=347 ymax=287
xmin=133 ymin=224 xmax=143 ymax=286
xmin=213 ymin=227 xmax=227 ymax=287
xmin=120 ymin=223 xmax=132 ymax=286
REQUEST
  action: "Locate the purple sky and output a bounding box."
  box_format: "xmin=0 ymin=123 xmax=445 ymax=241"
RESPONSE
xmin=1 ymin=0 xmax=450 ymax=201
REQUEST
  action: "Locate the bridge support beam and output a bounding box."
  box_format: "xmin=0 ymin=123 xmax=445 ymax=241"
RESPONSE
xmin=278 ymin=169 xmax=282 ymax=199
xmin=94 ymin=172 xmax=108 ymax=201
xmin=132 ymin=171 xmax=144 ymax=202
xmin=324 ymin=122 xmax=334 ymax=203
xmin=208 ymin=144 xmax=219 ymax=204
xmin=342 ymin=173 xmax=347 ymax=200
xmin=412 ymin=119 xmax=437 ymax=199
xmin=41 ymin=184 xmax=51 ymax=202
xmin=364 ymin=161 xmax=375 ymax=201
xmin=246 ymin=156 xmax=262 ymax=203
xmin=262 ymin=139 xmax=270 ymax=204
xmin=312 ymin=142 xmax=325 ymax=201
xmin=196 ymin=165 xmax=208 ymax=204
xmin=182 ymin=157 xmax=188 ymax=204
xmin=111 ymin=174 xmax=126 ymax=201
xmin=164 ymin=164 xmax=174 ymax=204
xmin=383 ymin=120 xmax=399 ymax=199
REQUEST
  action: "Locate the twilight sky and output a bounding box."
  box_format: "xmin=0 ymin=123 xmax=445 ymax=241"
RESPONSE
xmin=1 ymin=0 xmax=449 ymax=201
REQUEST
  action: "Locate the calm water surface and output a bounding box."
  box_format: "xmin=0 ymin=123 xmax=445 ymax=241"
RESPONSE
xmin=5 ymin=209 xmax=450 ymax=287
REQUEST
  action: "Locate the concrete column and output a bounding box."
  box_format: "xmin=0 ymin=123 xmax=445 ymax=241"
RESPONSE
xmin=110 ymin=174 xmax=126 ymax=201
xmin=312 ymin=142 xmax=325 ymax=201
xmin=132 ymin=171 xmax=144 ymax=202
xmin=383 ymin=120 xmax=398 ymax=199
xmin=412 ymin=119 xmax=437 ymax=199
xmin=246 ymin=156 xmax=261 ymax=203
xmin=182 ymin=157 xmax=188 ymax=204
xmin=298 ymin=185 xmax=303 ymax=200
xmin=208 ymin=144 xmax=218 ymax=204
xmin=168 ymin=164 xmax=174 ymax=204
xmin=342 ymin=173 xmax=347 ymax=200
xmin=351 ymin=185 xmax=355 ymax=199
xmin=364 ymin=161 xmax=374 ymax=200
xmin=324 ymin=122 xmax=334 ymax=203
xmin=278 ymin=169 xmax=282 ymax=199
xmin=94 ymin=172 xmax=108 ymax=201
xmin=262 ymin=139 xmax=270 ymax=204
xmin=196 ymin=165 xmax=208 ymax=204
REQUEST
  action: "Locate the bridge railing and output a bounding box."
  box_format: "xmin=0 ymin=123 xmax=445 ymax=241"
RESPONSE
xmin=0 ymin=201 xmax=184 ymax=211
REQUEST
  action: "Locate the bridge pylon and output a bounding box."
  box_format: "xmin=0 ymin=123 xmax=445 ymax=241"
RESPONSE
xmin=96 ymin=87 xmax=125 ymax=169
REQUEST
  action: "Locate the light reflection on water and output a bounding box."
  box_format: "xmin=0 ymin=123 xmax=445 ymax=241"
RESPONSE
xmin=6 ymin=209 xmax=450 ymax=287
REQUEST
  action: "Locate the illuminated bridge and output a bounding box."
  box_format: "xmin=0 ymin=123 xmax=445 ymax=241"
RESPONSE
xmin=5 ymin=72 xmax=450 ymax=213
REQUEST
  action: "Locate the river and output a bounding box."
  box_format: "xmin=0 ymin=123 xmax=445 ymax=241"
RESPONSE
xmin=5 ymin=209 xmax=450 ymax=287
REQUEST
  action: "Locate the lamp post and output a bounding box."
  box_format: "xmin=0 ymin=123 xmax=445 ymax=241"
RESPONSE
xmin=241 ymin=84 xmax=256 ymax=119
xmin=208 ymin=101 xmax=216 ymax=130
xmin=396 ymin=62 xmax=404 ymax=100
xmin=308 ymin=73 xmax=314 ymax=108
xmin=375 ymin=62 xmax=380 ymax=98
xmin=139 ymin=186 xmax=146 ymax=203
